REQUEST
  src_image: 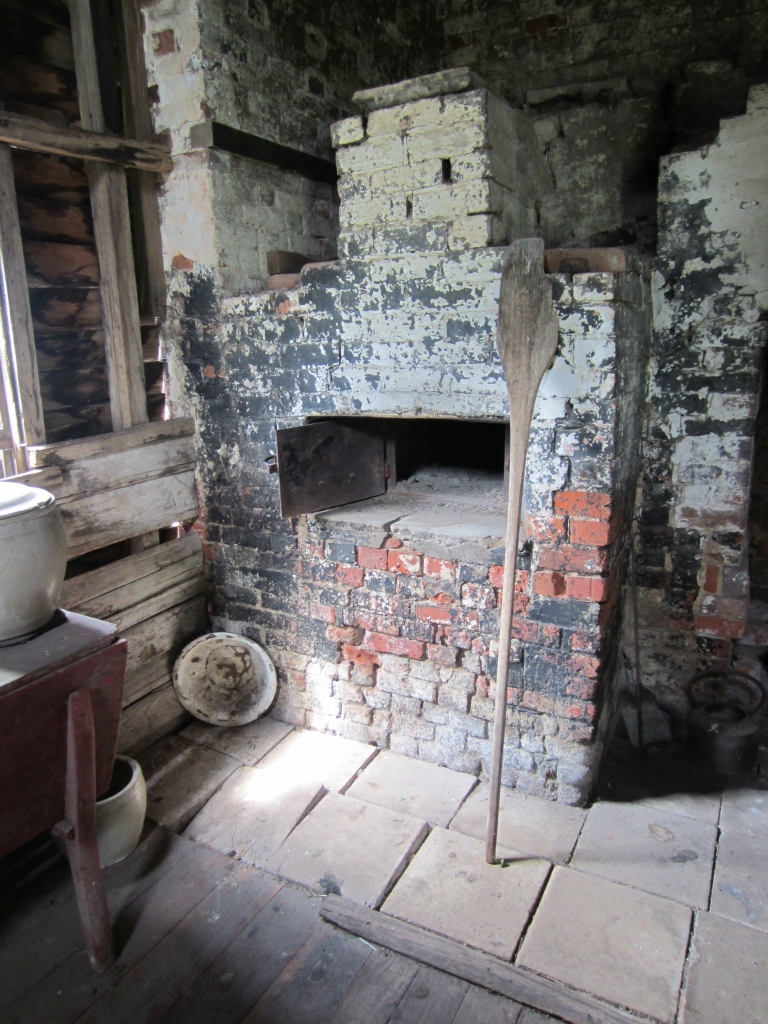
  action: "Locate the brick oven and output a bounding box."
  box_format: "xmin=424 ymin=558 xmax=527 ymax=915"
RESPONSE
xmin=198 ymin=71 xmax=652 ymax=805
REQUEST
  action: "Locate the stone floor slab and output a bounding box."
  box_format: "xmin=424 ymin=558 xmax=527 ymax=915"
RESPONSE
xmin=256 ymin=728 xmax=378 ymax=792
xmin=263 ymin=792 xmax=428 ymax=907
xmin=138 ymin=735 xmax=240 ymax=832
xmin=710 ymin=828 xmax=768 ymax=931
xmin=571 ymin=801 xmax=717 ymax=907
xmin=382 ymin=827 xmax=550 ymax=959
xmin=720 ymin=787 xmax=768 ymax=840
xmin=518 ymin=866 xmax=691 ymax=1022
xmin=184 ymin=763 xmax=326 ymax=867
xmin=682 ymin=911 xmax=768 ymax=1024
xmin=180 ymin=716 xmax=293 ymax=766
xmin=635 ymin=791 xmax=722 ymax=826
xmin=346 ymin=751 xmax=477 ymax=827
xmin=449 ymin=782 xmax=586 ymax=864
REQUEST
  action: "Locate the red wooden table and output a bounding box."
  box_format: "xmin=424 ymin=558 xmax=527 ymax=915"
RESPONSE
xmin=0 ymin=611 xmax=127 ymax=971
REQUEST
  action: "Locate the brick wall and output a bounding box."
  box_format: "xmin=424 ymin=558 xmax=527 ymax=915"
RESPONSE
xmin=437 ymin=1 xmax=767 ymax=251
xmin=144 ymin=0 xmax=439 ymax=297
xmin=332 ymin=88 xmax=549 ymax=257
xmin=633 ymin=86 xmax=768 ymax=724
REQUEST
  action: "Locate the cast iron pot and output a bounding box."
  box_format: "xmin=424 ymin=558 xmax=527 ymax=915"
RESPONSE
xmin=688 ymin=669 xmax=766 ymax=775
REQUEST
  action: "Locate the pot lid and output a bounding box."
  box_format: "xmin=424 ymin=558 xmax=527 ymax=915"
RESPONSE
xmin=0 ymin=481 xmax=56 ymax=520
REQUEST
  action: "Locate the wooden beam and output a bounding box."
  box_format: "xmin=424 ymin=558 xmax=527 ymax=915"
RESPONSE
xmin=0 ymin=111 xmax=172 ymax=174
xmin=189 ymin=120 xmax=338 ymax=185
xmin=0 ymin=142 xmax=46 ymax=450
xmin=69 ymin=0 xmax=149 ymax=433
xmin=320 ymin=896 xmax=645 ymax=1024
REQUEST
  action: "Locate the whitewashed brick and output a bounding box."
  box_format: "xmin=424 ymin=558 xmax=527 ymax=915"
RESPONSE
xmin=331 ymin=116 xmax=365 ymax=148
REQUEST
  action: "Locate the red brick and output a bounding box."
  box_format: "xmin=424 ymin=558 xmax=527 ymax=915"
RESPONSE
xmin=566 ymin=678 xmax=599 ymax=700
xmin=569 ymin=519 xmax=611 ymax=546
xmin=522 ymin=691 xmax=555 ymax=713
xmin=565 ymin=575 xmax=608 ymax=602
xmin=554 ymin=490 xmax=612 ymax=520
xmin=540 ymin=625 xmax=562 ymax=648
xmin=363 ymin=632 xmax=425 ymax=659
xmin=703 ymin=564 xmax=720 ymax=594
xmin=325 ymin=625 xmax=363 ymax=644
xmin=533 ymin=571 xmax=566 ymax=597
xmin=171 ymin=252 xmax=194 ymax=271
xmin=568 ymin=630 xmax=601 ymax=652
xmin=348 ymin=611 xmax=400 ymax=636
xmin=424 ymin=556 xmax=456 ymax=580
xmin=384 ymin=536 xmax=402 ymax=548
xmin=336 ymin=565 xmax=364 ymax=587
xmin=571 ymin=653 xmax=600 ymax=678
xmin=526 ymin=514 xmax=566 ymax=543
xmin=694 ymin=615 xmax=746 ymax=640
xmin=566 ymin=703 xmax=585 ymax=719
xmin=285 ymin=668 xmax=306 ymax=691
xmin=310 ymin=603 xmax=336 ymax=623
xmin=489 ymin=565 xmax=504 ymax=588
xmin=427 ymin=643 xmax=459 ymax=665
xmin=305 ymin=541 xmax=325 ymax=559
xmin=342 ymin=645 xmax=380 ymax=667
xmin=388 ymin=548 xmax=422 ymax=575
xmin=538 ymin=545 xmax=609 ymax=574
xmin=512 ymin=619 xmax=538 ymax=643
xmin=513 ymin=593 xmax=530 ymax=614
xmin=440 ymin=627 xmax=475 ymax=650
xmin=416 ymin=604 xmax=479 ymax=629
xmin=357 ymin=546 xmax=387 ymax=570
xmin=461 ymin=583 xmax=496 ymax=609
xmin=153 ymin=28 xmax=177 ymax=55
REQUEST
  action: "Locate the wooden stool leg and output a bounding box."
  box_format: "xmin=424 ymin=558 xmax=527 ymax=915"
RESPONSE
xmin=60 ymin=687 xmax=115 ymax=971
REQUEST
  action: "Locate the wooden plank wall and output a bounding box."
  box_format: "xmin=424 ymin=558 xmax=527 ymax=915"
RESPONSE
xmin=0 ymin=0 xmax=164 ymax=443
xmin=61 ymin=533 xmax=208 ymax=754
xmin=2 ymin=3 xmax=207 ymax=754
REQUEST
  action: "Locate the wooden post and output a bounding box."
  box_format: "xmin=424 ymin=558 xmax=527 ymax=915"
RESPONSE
xmin=69 ymin=0 xmax=148 ymax=433
xmin=57 ymin=688 xmax=115 ymax=971
xmin=485 ymin=239 xmax=559 ymax=864
xmin=116 ymin=0 xmax=167 ymax=323
xmin=0 ymin=142 xmax=46 ymax=456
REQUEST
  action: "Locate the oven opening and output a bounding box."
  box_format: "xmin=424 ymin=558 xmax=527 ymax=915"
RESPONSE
xmin=275 ymin=416 xmax=509 ymax=519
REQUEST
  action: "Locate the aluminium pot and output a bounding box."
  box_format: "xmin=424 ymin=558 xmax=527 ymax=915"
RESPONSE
xmin=0 ymin=481 xmax=67 ymax=642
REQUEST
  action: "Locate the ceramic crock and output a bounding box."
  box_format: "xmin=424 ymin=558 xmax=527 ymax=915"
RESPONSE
xmin=0 ymin=480 xmax=67 ymax=642
xmin=95 ymin=756 xmax=147 ymax=867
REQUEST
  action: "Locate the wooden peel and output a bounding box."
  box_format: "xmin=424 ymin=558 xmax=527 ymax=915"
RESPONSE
xmin=486 ymin=238 xmax=559 ymax=864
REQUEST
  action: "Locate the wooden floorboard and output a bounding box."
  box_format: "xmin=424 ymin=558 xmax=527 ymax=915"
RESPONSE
xmin=7 ymin=839 xmax=233 ymax=1024
xmin=327 ymin=948 xmax=420 ymax=1024
xmin=395 ymin=963 xmax=468 ymax=1023
xmin=0 ymin=828 xmax=189 ymax=1012
xmin=3 ymin=829 xmax=553 ymax=1024
xmin=157 ymin=884 xmax=325 ymax=1024
xmin=239 ymin=921 xmax=373 ymax=1024
xmin=78 ymin=863 xmax=281 ymax=1024
xmin=453 ymin=985 xmax=524 ymax=1024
